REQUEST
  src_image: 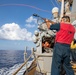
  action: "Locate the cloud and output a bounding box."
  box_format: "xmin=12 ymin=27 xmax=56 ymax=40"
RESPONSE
xmin=25 ymin=24 xmax=35 ymax=28
xmin=0 ymin=23 xmax=33 ymax=41
xmin=25 ymin=16 xmax=37 ymax=28
xmin=26 ymin=16 xmax=37 ymax=23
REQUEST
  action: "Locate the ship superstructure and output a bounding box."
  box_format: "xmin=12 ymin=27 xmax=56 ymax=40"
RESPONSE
xmin=12 ymin=0 xmax=76 ymax=75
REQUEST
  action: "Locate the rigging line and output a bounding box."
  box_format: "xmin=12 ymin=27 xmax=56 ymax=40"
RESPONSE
xmin=55 ymin=0 xmax=60 ymax=7
xmin=0 ymin=4 xmax=51 ymax=13
xmin=50 ymin=0 xmax=55 ymax=7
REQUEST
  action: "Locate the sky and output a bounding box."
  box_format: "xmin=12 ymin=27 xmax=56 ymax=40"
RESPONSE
xmin=0 ymin=0 xmax=60 ymax=50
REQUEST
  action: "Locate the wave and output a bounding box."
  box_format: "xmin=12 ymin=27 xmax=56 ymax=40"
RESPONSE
xmin=0 ymin=61 xmax=33 ymax=75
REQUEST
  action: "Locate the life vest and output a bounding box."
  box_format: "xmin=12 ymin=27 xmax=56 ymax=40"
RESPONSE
xmin=55 ymin=23 xmax=75 ymax=44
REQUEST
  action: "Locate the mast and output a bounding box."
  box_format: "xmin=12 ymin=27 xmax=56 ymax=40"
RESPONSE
xmin=60 ymin=0 xmax=64 ymax=18
xmin=58 ymin=0 xmax=65 ymax=21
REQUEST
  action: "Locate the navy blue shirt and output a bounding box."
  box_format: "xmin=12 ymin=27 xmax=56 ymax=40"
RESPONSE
xmin=50 ymin=23 xmax=60 ymax=31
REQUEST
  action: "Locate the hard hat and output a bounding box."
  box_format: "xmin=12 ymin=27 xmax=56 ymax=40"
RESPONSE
xmin=52 ymin=7 xmax=59 ymax=14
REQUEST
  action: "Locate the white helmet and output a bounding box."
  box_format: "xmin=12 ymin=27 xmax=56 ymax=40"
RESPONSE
xmin=52 ymin=7 xmax=59 ymax=14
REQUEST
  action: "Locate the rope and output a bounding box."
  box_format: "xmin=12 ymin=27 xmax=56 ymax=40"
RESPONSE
xmin=12 ymin=53 xmax=33 ymax=75
xmin=50 ymin=0 xmax=55 ymax=7
xmin=55 ymin=0 xmax=60 ymax=8
xmin=0 ymin=4 xmax=51 ymax=13
xmin=12 ymin=48 xmax=50 ymax=75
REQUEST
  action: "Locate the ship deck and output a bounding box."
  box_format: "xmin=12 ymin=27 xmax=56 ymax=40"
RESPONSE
xmin=23 ymin=59 xmax=76 ymax=75
xmin=23 ymin=60 xmax=46 ymax=75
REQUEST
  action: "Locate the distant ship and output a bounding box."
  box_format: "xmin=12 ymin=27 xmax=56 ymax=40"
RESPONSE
xmin=12 ymin=0 xmax=76 ymax=75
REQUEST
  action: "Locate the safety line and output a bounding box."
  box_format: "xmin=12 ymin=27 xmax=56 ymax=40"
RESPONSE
xmin=0 ymin=4 xmax=51 ymax=13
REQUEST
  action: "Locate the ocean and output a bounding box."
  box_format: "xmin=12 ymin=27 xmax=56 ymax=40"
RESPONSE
xmin=0 ymin=50 xmax=32 ymax=75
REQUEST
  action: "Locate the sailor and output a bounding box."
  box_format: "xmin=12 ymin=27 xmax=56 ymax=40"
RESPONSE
xmin=46 ymin=16 xmax=75 ymax=75
xmin=52 ymin=7 xmax=59 ymax=23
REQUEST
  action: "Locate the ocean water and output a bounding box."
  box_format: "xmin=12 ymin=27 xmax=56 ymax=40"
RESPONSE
xmin=0 ymin=50 xmax=32 ymax=75
xmin=0 ymin=50 xmax=32 ymax=69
